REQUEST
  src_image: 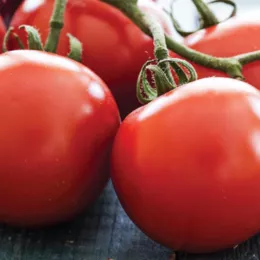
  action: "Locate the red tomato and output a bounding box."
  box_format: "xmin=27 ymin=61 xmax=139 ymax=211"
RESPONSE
xmin=9 ymin=0 xmax=173 ymax=118
xmin=173 ymin=13 xmax=260 ymax=88
xmin=0 ymin=50 xmax=120 ymax=227
xmin=111 ymin=77 xmax=260 ymax=253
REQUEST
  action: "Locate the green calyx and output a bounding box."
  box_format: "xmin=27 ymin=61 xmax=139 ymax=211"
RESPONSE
xmin=135 ymin=11 xmax=198 ymax=104
xmin=19 ymin=25 xmax=43 ymax=50
xmin=2 ymin=0 xmax=83 ymax=63
xmin=137 ymin=58 xmax=197 ymax=104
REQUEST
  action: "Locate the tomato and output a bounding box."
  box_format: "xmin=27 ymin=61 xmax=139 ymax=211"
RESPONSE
xmin=111 ymin=77 xmax=260 ymax=253
xmin=173 ymin=13 xmax=260 ymax=89
xmin=0 ymin=50 xmax=120 ymax=227
xmin=9 ymin=0 xmax=173 ymax=118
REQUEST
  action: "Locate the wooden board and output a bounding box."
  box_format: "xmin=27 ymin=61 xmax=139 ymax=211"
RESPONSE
xmin=0 ymin=182 xmax=259 ymax=260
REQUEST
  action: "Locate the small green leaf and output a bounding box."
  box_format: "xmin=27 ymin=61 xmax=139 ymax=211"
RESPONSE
xmin=19 ymin=25 xmax=43 ymax=51
xmin=67 ymin=33 xmax=83 ymax=63
xmin=146 ymin=64 xmax=175 ymax=96
xmin=136 ymin=60 xmax=157 ymax=105
xmin=159 ymin=58 xmax=198 ymax=85
xmin=2 ymin=27 xmax=14 ymax=53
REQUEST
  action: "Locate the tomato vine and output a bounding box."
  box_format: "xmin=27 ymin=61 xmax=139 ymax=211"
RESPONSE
xmin=100 ymin=0 xmax=260 ymax=82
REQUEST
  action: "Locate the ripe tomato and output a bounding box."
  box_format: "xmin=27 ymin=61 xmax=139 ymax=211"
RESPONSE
xmin=173 ymin=13 xmax=260 ymax=89
xmin=0 ymin=50 xmax=120 ymax=227
xmin=111 ymin=77 xmax=260 ymax=253
xmin=9 ymin=0 xmax=173 ymax=118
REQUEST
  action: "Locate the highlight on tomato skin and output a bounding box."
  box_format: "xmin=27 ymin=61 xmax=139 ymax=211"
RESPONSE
xmin=111 ymin=77 xmax=260 ymax=254
xmin=8 ymin=0 xmax=174 ymax=119
xmin=0 ymin=49 xmax=120 ymax=227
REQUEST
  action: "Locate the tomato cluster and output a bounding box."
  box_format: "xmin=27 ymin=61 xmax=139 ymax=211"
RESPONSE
xmin=0 ymin=0 xmax=260 ymax=256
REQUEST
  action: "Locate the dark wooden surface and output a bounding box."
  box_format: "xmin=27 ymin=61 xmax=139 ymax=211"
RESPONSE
xmin=0 ymin=182 xmax=259 ymax=260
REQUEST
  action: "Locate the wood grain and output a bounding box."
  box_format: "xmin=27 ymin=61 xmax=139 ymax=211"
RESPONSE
xmin=0 ymin=182 xmax=259 ymax=260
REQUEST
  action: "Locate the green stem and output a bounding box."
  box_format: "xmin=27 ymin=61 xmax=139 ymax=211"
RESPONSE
xmin=192 ymin=0 xmax=219 ymax=27
xmin=44 ymin=0 xmax=67 ymax=52
xmin=164 ymin=35 xmax=243 ymax=79
xmin=235 ymin=51 xmax=260 ymax=66
xmin=143 ymin=13 xmax=174 ymax=85
xmin=100 ymin=0 xmax=244 ymax=79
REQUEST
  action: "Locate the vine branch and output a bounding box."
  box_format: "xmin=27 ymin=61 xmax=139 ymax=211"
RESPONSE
xmin=100 ymin=0 xmax=260 ymax=80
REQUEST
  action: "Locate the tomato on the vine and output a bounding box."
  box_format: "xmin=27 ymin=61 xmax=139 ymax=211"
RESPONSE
xmin=0 ymin=50 xmax=120 ymax=227
xmin=174 ymin=13 xmax=260 ymax=88
xmin=111 ymin=77 xmax=260 ymax=253
xmin=9 ymin=0 xmax=173 ymax=118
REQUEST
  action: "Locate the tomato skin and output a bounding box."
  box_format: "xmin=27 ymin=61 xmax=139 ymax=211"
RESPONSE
xmin=0 ymin=50 xmax=120 ymax=227
xmin=9 ymin=0 xmax=173 ymax=118
xmin=111 ymin=77 xmax=260 ymax=253
xmin=173 ymin=13 xmax=260 ymax=88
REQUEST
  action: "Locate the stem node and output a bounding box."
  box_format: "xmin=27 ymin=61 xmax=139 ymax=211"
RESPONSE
xmin=44 ymin=0 xmax=68 ymax=53
xmin=50 ymin=21 xmax=64 ymax=29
